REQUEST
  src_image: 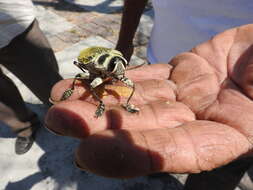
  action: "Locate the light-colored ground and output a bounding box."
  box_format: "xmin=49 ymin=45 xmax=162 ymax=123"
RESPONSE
xmin=0 ymin=0 xmax=253 ymax=189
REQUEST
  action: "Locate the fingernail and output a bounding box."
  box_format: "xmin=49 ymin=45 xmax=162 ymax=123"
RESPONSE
xmin=73 ymin=157 xmax=89 ymax=171
xmin=74 ymin=149 xmax=89 ymax=171
xmin=73 ymin=159 xmax=85 ymax=170
xmin=49 ymin=97 xmax=59 ymax=105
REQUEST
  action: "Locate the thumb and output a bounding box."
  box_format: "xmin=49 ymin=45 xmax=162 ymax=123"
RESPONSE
xmin=74 ymin=121 xmax=250 ymax=178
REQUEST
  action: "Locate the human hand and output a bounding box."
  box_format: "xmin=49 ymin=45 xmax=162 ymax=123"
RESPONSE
xmin=45 ymin=24 xmax=253 ymax=178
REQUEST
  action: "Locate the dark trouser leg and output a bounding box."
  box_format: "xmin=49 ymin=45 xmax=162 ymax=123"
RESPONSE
xmin=0 ymin=19 xmax=62 ymax=106
xmin=0 ymin=68 xmax=34 ymax=122
xmin=0 ymin=68 xmax=35 ymax=137
xmin=184 ymin=158 xmax=253 ymax=190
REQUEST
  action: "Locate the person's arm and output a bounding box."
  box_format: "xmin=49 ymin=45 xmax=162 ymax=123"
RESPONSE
xmin=116 ymin=0 xmax=148 ymax=61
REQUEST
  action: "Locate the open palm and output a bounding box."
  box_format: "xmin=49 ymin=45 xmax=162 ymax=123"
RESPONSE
xmin=45 ymin=24 xmax=253 ymax=178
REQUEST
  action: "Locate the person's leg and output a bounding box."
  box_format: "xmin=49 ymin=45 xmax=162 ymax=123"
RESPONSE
xmin=0 ymin=19 xmax=61 ymax=154
xmin=0 ymin=19 xmax=62 ymax=106
xmin=0 ymin=67 xmax=36 ymax=132
xmin=0 ymin=69 xmax=34 ymax=123
xmin=0 ymin=68 xmax=40 ymax=154
xmin=184 ymin=158 xmax=253 ymax=190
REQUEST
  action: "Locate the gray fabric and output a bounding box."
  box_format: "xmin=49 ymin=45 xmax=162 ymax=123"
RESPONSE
xmin=0 ymin=0 xmax=35 ymax=48
xmin=0 ymin=19 xmax=62 ymax=105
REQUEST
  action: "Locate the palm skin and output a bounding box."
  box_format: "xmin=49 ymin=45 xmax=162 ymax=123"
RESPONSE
xmin=45 ymin=24 xmax=253 ymax=180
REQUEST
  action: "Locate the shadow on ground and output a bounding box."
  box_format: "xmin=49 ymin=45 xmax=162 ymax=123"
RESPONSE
xmin=32 ymin=0 xmax=153 ymax=15
xmin=33 ymin=0 xmax=126 ymax=14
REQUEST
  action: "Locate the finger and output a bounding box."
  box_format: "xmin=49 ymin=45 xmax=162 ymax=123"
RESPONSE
xmin=186 ymin=24 xmax=253 ymax=100
xmin=190 ymin=26 xmax=236 ymax=82
xmin=50 ymin=78 xmax=176 ymax=105
xmin=74 ymin=120 xmax=251 ymax=178
xmin=51 ymin=64 xmax=173 ymax=103
xmin=199 ymin=80 xmax=253 ymax=144
xmin=170 ymin=53 xmax=220 ymax=113
xmin=45 ymin=100 xmax=195 ymax=139
xmin=126 ymin=63 xmax=173 ymax=81
xmin=226 ymin=25 xmax=253 ymax=99
xmin=240 ymin=62 xmax=253 ymax=99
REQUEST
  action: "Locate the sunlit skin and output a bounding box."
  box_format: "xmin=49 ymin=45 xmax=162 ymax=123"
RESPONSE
xmin=45 ymin=24 xmax=253 ymax=178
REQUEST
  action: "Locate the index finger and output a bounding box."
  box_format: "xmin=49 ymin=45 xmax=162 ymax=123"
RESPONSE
xmin=49 ymin=64 xmax=175 ymax=104
xmin=125 ymin=63 xmax=173 ymax=81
